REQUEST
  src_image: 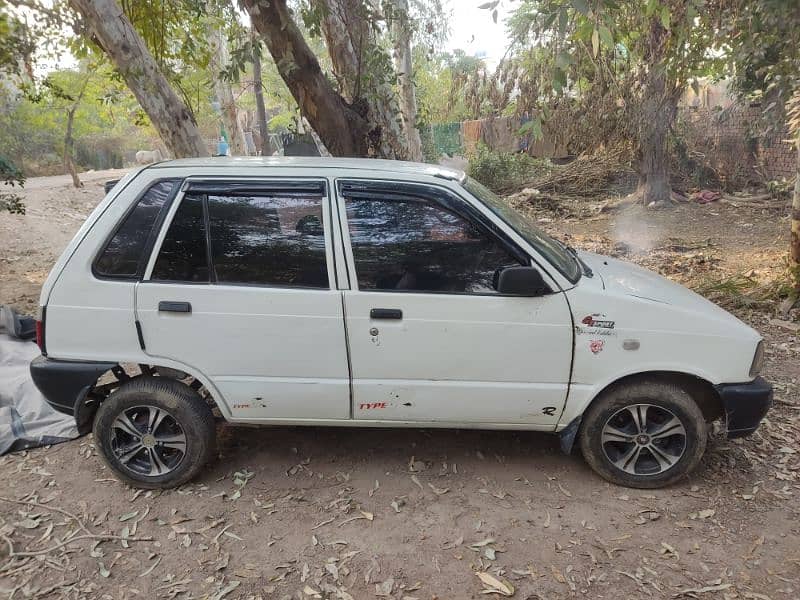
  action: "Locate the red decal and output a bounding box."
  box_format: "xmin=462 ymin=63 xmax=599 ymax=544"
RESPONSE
xmin=359 ymin=402 xmax=387 ymax=410
xmin=582 ymin=315 xmax=595 ymax=326
xmin=589 ymin=340 xmax=604 ymax=354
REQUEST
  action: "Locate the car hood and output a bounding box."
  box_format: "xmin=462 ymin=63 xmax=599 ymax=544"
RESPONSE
xmin=578 ymin=251 xmax=756 ymax=333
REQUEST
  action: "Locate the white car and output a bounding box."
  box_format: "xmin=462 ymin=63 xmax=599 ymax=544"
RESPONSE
xmin=30 ymin=158 xmax=771 ymax=489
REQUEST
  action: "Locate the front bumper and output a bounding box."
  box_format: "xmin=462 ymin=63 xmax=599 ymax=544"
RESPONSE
xmin=715 ymin=376 xmax=773 ymax=438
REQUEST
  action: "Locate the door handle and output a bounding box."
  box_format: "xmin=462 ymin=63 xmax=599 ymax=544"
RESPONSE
xmin=370 ymin=308 xmax=402 ymax=320
xmin=158 ymin=301 xmax=192 ymax=313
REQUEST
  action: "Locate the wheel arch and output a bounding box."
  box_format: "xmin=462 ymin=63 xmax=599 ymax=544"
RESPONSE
xmin=80 ymin=360 xmax=231 ymax=431
xmin=559 ymin=370 xmax=723 ymax=454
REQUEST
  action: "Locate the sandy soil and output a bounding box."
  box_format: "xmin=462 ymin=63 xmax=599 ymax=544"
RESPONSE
xmin=0 ymin=171 xmax=798 ymax=600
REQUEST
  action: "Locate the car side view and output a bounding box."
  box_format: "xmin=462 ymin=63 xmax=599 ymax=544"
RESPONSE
xmin=29 ymin=157 xmax=772 ymax=489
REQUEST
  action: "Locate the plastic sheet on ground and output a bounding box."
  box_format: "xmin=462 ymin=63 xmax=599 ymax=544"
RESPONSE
xmin=0 ymin=334 xmax=78 ymax=454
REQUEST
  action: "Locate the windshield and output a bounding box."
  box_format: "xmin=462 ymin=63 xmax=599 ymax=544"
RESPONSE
xmin=462 ymin=177 xmax=581 ymax=284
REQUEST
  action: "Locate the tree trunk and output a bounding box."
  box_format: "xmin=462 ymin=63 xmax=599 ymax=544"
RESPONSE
xmin=251 ymin=28 xmax=271 ymax=156
xmin=69 ymin=0 xmax=208 ymax=158
xmin=634 ymin=70 xmax=677 ymax=206
xmin=63 ymin=106 xmax=82 ymax=188
xmin=791 ymin=138 xmax=800 ymax=292
xmin=242 ymin=0 xmax=373 ymax=157
xmin=390 ymin=0 xmax=423 ymax=161
xmin=63 ymin=72 xmax=90 ymax=188
xmin=313 ymin=0 xmax=410 ymax=159
xmin=210 ymin=25 xmax=247 ymax=156
xmin=633 ymin=16 xmax=678 ymax=207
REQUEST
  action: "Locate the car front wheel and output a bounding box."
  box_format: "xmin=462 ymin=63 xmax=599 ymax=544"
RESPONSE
xmin=579 ymin=380 xmax=708 ymax=488
xmin=93 ymin=377 xmax=216 ymax=489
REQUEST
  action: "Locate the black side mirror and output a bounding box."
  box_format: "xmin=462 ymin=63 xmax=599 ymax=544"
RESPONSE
xmin=494 ymin=266 xmax=551 ymax=296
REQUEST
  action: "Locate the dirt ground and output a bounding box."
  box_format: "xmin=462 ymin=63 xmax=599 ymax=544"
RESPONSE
xmin=1 ymin=171 xmax=798 ymax=600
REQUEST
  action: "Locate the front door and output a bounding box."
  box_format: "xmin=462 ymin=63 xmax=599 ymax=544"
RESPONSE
xmin=135 ymin=179 xmax=350 ymax=421
xmin=336 ymin=180 xmax=573 ymax=426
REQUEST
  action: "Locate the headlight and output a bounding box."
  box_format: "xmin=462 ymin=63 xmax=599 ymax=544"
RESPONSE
xmin=749 ymin=340 xmax=765 ymax=377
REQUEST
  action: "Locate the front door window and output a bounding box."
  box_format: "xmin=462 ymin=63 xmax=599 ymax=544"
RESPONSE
xmin=344 ymin=190 xmax=523 ymax=294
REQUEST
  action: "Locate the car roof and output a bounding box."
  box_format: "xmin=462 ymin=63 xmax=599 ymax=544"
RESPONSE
xmin=148 ymin=156 xmax=466 ymax=182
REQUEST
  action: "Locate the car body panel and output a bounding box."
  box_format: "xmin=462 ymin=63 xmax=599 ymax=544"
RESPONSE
xmin=34 ymin=158 xmax=767 ymax=435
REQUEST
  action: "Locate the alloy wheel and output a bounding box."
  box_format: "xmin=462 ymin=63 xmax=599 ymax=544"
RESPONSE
xmin=600 ymin=403 xmax=687 ymax=476
xmin=110 ymin=406 xmax=187 ymax=477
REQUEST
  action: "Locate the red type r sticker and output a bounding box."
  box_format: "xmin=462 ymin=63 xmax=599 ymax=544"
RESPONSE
xmin=359 ymin=402 xmax=387 ymax=410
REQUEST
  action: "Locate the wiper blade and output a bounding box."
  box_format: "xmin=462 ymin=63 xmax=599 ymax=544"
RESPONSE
xmin=561 ymin=242 xmax=593 ymax=278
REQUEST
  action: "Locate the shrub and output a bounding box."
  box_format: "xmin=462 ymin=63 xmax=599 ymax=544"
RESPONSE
xmin=0 ymin=155 xmax=25 ymax=215
xmin=467 ymin=144 xmax=551 ymax=193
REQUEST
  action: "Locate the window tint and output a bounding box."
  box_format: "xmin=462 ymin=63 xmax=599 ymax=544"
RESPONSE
xmin=94 ymin=179 xmax=178 ymax=278
xmin=207 ymin=193 xmax=328 ymax=288
xmin=345 ymin=194 xmax=522 ymax=293
xmin=151 ymin=193 xmax=209 ymax=282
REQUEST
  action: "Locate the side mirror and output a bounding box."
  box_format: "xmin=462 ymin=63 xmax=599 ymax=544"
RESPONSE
xmin=494 ymin=266 xmax=551 ymax=296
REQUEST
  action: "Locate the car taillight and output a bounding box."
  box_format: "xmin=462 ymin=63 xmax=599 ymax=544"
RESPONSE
xmin=35 ymin=306 xmax=46 ymax=354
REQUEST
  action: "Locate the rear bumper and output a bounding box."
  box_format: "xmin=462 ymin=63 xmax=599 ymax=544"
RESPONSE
xmin=715 ymin=376 xmax=773 ymax=439
xmin=30 ymin=356 xmax=116 ymax=416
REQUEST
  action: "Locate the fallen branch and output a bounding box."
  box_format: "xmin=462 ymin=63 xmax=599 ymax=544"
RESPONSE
xmin=0 ymin=496 xmax=94 ymax=537
xmin=3 ymin=532 xmax=152 ymax=558
xmin=0 ymin=496 xmax=152 ymax=557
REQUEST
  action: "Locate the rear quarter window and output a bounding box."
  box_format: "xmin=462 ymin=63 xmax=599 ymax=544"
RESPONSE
xmin=93 ymin=179 xmax=180 ymax=279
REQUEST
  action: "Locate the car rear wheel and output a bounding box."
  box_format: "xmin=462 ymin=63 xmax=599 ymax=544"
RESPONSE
xmin=94 ymin=377 xmax=215 ymax=489
xmin=579 ymin=380 xmax=707 ymax=488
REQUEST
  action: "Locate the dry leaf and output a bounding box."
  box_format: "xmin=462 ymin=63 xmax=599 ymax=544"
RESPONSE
xmin=375 ymin=578 xmax=394 ymax=596
xmin=428 ymin=483 xmax=450 ymax=495
xmin=475 ymin=572 xmax=514 ymax=596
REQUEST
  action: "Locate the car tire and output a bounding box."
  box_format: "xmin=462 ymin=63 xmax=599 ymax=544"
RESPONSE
xmin=579 ymin=380 xmax=707 ymax=489
xmin=93 ymin=376 xmax=215 ymax=489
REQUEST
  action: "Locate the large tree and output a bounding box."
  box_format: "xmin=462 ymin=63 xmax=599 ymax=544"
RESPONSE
xmin=242 ymin=0 xmax=431 ymax=159
xmin=242 ymin=0 xmax=381 ymax=157
xmin=0 ymin=1 xmax=30 ymax=213
xmin=507 ymin=0 xmax=720 ymax=206
xmin=389 ymin=0 xmax=423 ymax=161
xmin=68 ymin=0 xmax=209 ymax=158
xmin=719 ymin=0 xmax=800 ymax=299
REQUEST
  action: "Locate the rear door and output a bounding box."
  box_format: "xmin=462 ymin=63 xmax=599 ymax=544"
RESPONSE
xmin=336 ymin=180 xmax=573 ymax=426
xmin=135 ymin=178 xmax=350 ymax=421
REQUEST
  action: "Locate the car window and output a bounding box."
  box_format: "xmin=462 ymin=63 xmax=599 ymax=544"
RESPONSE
xmin=207 ymin=193 xmax=328 ymax=288
xmin=151 ymin=193 xmax=209 ymax=282
xmin=344 ymin=191 xmax=522 ymax=294
xmin=94 ymin=179 xmax=179 ymax=278
xmin=463 ymin=177 xmax=581 ymax=283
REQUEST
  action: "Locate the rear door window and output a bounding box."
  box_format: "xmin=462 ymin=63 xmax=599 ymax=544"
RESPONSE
xmin=151 ymin=193 xmax=210 ymax=282
xmin=94 ymin=179 xmax=179 ymax=279
xmin=149 ymin=183 xmax=329 ymax=288
xmin=207 ymin=193 xmax=328 ymax=288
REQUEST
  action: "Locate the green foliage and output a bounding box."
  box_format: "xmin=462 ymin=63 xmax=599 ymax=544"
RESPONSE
xmin=502 ymin=0 xmax=724 ymax=152
xmin=0 ymin=1 xmax=34 ymax=76
xmin=415 ymin=49 xmax=486 ymax=123
xmin=467 ymin=144 xmax=551 ymax=193
xmin=720 ymin=0 xmax=800 ymax=135
xmin=0 ymin=64 xmax=155 ymax=175
xmin=0 ymin=155 xmax=25 ymax=214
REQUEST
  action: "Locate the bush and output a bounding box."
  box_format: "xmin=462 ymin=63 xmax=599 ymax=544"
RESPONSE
xmin=467 ymin=144 xmax=551 ymax=193
xmin=0 ymin=155 xmax=25 ymax=215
